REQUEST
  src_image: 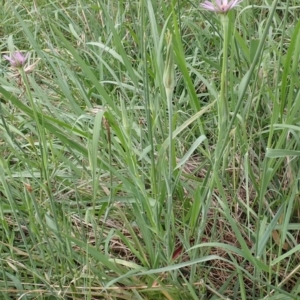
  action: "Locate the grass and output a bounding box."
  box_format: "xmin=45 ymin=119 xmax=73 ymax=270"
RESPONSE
xmin=0 ymin=0 xmax=300 ymax=299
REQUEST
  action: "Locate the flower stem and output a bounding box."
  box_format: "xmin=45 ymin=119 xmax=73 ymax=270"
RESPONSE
xmin=166 ymin=86 xmax=174 ymax=258
xmin=163 ymin=32 xmax=175 ymax=259
xmin=216 ymin=14 xmax=230 ymax=173
xmin=220 ymin=14 xmax=229 ymax=127
xmin=202 ymin=14 xmax=231 ymax=231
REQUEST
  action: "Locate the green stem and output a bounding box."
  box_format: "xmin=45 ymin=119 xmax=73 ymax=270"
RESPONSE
xmin=168 ymin=92 xmax=173 ymax=193
xmin=163 ymin=31 xmax=175 ymax=259
xmin=166 ymin=86 xmax=174 ymax=259
xmin=220 ymin=14 xmax=229 ymax=128
xmin=216 ymin=14 xmax=229 ymax=172
xmin=200 ymin=14 xmax=231 ymax=241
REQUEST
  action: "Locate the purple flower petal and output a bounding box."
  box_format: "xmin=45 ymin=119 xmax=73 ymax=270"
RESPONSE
xmin=201 ymin=3 xmax=216 ymax=11
xmin=3 ymin=55 xmax=13 ymax=63
xmin=200 ymin=0 xmax=243 ymax=13
xmin=215 ymin=0 xmax=223 ymax=6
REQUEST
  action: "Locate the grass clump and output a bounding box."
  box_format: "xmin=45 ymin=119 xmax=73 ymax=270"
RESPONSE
xmin=0 ymin=0 xmax=300 ymax=299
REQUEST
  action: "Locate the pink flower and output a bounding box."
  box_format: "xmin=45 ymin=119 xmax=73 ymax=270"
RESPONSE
xmin=4 ymin=52 xmax=29 ymax=68
xmin=200 ymin=0 xmax=243 ymax=14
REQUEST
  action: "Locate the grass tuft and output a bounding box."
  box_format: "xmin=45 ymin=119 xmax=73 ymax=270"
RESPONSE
xmin=0 ymin=0 xmax=299 ymax=299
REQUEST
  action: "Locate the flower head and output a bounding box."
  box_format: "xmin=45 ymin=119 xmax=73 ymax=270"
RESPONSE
xmin=4 ymin=52 xmax=29 ymax=68
xmin=200 ymin=0 xmax=242 ymax=14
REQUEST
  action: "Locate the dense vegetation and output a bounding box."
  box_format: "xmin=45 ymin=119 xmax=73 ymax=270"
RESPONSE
xmin=0 ymin=0 xmax=299 ymax=299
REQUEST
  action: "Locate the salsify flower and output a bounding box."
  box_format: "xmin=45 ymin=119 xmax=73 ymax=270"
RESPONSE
xmin=200 ymin=0 xmax=243 ymax=14
xmin=4 ymin=51 xmax=29 ymax=68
